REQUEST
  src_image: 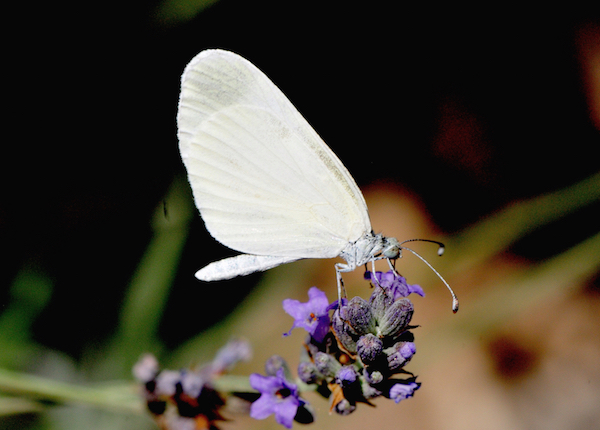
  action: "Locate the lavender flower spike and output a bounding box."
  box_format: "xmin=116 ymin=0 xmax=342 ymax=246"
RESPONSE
xmin=283 ymin=287 xmax=331 ymax=343
xmin=365 ymin=270 xmax=425 ymax=299
xmin=250 ymin=368 xmax=306 ymax=428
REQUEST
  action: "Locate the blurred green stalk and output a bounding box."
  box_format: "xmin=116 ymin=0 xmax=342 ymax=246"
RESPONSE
xmin=0 ymin=368 xmax=142 ymax=414
xmin=449 ymin=171 xmax=600 ymax=272
xmin=96 ymin=176 xmax=195 ymax=378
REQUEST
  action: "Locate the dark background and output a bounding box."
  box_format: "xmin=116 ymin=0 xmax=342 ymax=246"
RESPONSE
xmin=3 ymin=1 xmax=599 ymax=358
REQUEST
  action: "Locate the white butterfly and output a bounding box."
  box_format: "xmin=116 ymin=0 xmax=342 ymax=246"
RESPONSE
xmin=177 ymin=49 xmax=458 ymax=311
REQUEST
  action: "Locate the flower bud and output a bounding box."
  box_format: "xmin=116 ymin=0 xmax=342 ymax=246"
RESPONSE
xmin=133 ymin=354 xmax=159 ymax=384
xmin=155 ymin=370 xmax=180 ymax=397
xmin=332 ymin=310 xmax=358 ymax=354
xmin=356 ymin=333 xmax=383 ymax=365
xmin=335 ymin=365 xmax=358 ymax=388
xmin=314 ymin=352 xmax=340 ymax=378
xmin=369 ymin=286 xmax=395 ymax=321
xmin=339 ymin=296 xmax=374 ymax=335
xmin=378 ymin=298 xmax=413 ymax=338
xmin=180 ymin=371 xmax=205 ymax=398
xmin=333 ymin=397 xmax=356 ymax=415
xmin=364 ymin=369 xmax=383 ymax=385
xmin=297 ymin=361 xmax=320 ymax=384
xmin=386 ymin=341 xmax=416 ymax=370
xmin=264 ymin=355 xmax=287 ymax=376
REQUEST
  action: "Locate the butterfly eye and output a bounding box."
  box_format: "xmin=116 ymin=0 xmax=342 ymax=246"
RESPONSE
xmin=383 ymin=238 xmax=401 ymax=259
xmin=383 ymin=245 xmax=400 ymax=259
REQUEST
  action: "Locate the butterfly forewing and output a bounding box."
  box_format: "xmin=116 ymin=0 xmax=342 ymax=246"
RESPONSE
xmin=177 ymin=50 xmax=371 ymax=259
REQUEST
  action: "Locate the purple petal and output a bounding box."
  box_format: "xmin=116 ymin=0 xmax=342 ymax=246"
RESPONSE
xmin=390 ymin=381 xmax=420 ymax=403
xmin=307 ymin=287 xmax=330 ymax=310
xmin=400 ymin=342 xmax=416 ymax=359
xmin=282 ymin=287 xmax=331 ymax=342
xmin=311 ymin=315 xmax=331 ymax=343
xmin=249 ymin=373 xmax=280 ymax=394
xmin=249 ymin=369 xmax=306 ymax=428
xmin=250 ymin=394 xmax=277 ymax=420
xmin=274 ymin=397 xmax=300 ymax=428
xmin=282 ymin=298 xmax=305 ymax=319
xmin=367 ymin=271 xmax=425 ymax=299
xmin=407 ymin=282 xmax=425 ymax=297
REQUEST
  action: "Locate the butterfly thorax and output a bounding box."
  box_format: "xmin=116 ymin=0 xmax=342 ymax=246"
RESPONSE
xmin=339 ymin=232 xmax=393 ymax=271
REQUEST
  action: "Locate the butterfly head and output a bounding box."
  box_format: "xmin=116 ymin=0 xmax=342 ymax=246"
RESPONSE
xmin=382 ymin=237 xmax=401 ymax=259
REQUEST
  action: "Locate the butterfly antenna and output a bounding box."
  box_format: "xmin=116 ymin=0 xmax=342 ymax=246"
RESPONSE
xmin=400 ymin=243 xmax=459 ymax=313
xmin=399 ymin=238 xmax=445 ymax=256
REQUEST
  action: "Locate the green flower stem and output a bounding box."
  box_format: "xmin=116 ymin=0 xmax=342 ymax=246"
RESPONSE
xmin=0 ymin=368 xmax=143 ymax=414
xmin=0 ymin=367 xmax=257 ymax=415
xmin=212 ymin=374 xmax=255 ymax=393
xmin=448 ymin=171 xmax=600 ymax=272
xmin=96 ymin=176 xmax=195 ymax=379
xmin=0 ymin=396 xmax=44 ymax=417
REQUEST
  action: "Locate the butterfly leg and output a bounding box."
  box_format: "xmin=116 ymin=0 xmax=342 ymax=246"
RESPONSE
xmin=367 ymin=256 xmax=394 ymax=287
xmin=386 ymin=258 xmax=399 ymax=276
xmin=370 ymin=259 xmax=379 ymax=286
xmin=334 ymin=262 xmax=352 ymax=305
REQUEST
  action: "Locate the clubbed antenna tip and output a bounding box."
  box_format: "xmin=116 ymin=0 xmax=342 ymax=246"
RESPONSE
xmin=452 ymin=297 xmax=459 ymax=313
